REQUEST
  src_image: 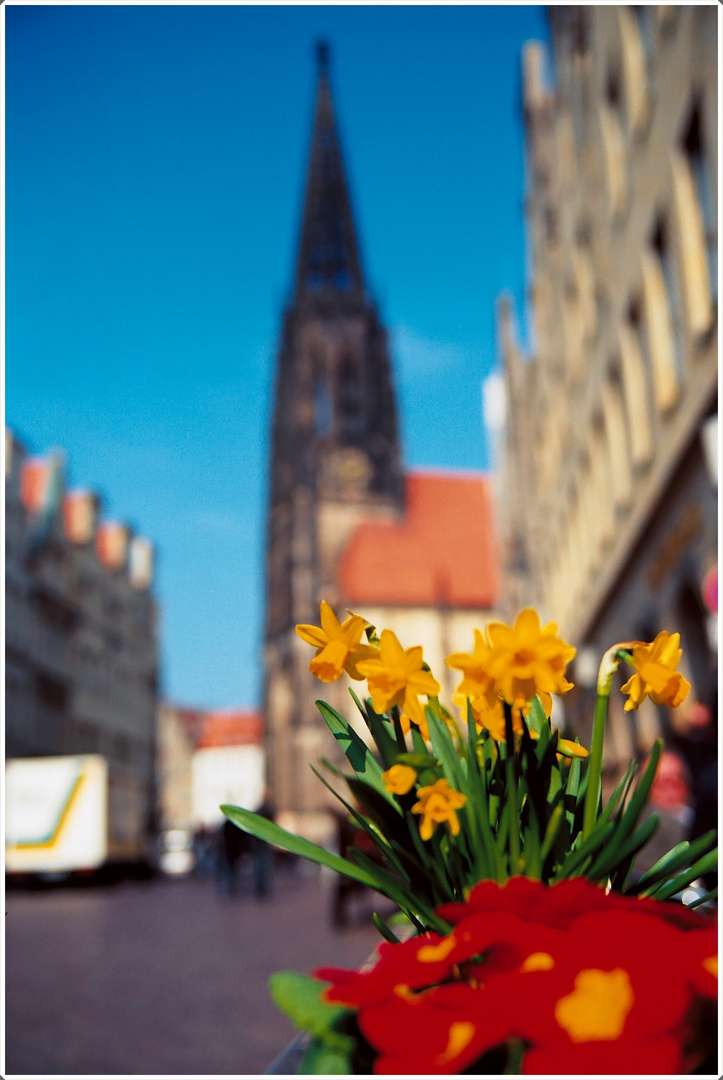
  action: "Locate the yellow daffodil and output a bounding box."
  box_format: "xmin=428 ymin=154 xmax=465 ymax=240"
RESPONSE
xmin=296 ymin=600 xmax=377 ymax=683
xmin=411 ymin=778 xmax=467 ymax=841
xmin=356 ymin=629 xmax=440 ymax=730
xmin=399 ymin=710 xmax=430 ymax=742
xmin=557 ymin=738 xmax=589 ymax=759
xmin=484 ymin=608 xmax=576 ymax=710
xmin=620 ymin=631 xmax=691 ymax=712
xmin=382 ymin=764 xmax=417 ymax=795
xmin=446 ymin=629 xmax=498 ymax=711
xmin=469 ymin=695 xmax=523 ymax=743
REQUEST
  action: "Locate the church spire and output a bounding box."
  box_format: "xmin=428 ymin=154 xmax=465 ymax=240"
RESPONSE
xmin=294 ymin=41 xmax=365 ymax=299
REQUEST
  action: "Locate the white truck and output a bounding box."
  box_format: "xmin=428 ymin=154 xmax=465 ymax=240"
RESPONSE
xmin=5 ymin=754 xmax=152 ymax=876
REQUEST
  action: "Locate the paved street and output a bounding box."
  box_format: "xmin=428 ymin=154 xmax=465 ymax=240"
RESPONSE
xmin=5 ymin=865 xmax=387 ymax=1076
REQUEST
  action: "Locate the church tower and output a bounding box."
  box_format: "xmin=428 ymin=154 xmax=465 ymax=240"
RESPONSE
xmin=264 ymin=44 xmax=403 ymax=840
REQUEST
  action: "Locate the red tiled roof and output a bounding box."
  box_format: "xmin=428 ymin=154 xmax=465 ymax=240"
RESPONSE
xmin=185 ymin=709 xmax=264 ymax=749
xmin=338 ymin=471 xmax=499 ymax=609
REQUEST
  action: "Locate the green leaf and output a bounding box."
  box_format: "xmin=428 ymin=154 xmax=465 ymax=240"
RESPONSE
xmin=644 ymin=848 xmax=718 ymax=901
xmin=372 ymin=912 xmax=401 ymax=943
xmin=300 ymin=1039 xmax=352 ymax=1075
xmin=465 ymin=702 xmax=498 ymax=881
xmin=539 ymin=803 xmax=565 ymax=865
xmin=586 ymin=813 xmax=660 ymax=881
xmin=603 ymin=759 xmax=638 ymax=825
xmin=222 ymin=805 xmax=385 ymax=889
xmin=349 ymin=688 xmax=399 ymax=768
xmin=346 ymin=846 xmax=451 ymax=933
xmin=629 ymin=831 xmax=717 ymax=895
xmin=612 ymin=739 xmax=662 ymax=842
xmin=411 ymin=726 xmax=428 ymax=755
xmin=315 ymin=699 xmax=400 ymax=810
xmin=526 ymin=695 xmax=548 ymax=737
xmin=686 ymin=886 xmax=718 ymax=909
xmin=345 ymin=775 xmax=415 ymax=853
xmin=551 ymin=819 xmax=616 ymax=880
xmin=308 ymin=764 xmax=408 ymax=881
xmin=269 ymin=972 xmax=350 ymax=1042
xmin=426 ymin=706 xmax=467 ymax=794
xmin=396 ymin=752 xmax=439 ymax=769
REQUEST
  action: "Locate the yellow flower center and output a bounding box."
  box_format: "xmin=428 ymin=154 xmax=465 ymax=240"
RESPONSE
xmin=703 ymin=956 xmax=718 ymax=979
xmin=418 ymin=936 xmax=457 ymax=963
xmin=437 ymin=1021 xmax=476 ymax=1064
xmin=375 ymin=666 xmax=408 ymax=697
xmin=521 ymin=951 xmax=555 ymax=972
xmin=555 ymin=968 xmax=633 ymax=1042
xmin=514 ymin=648 xmax=536 ymax=669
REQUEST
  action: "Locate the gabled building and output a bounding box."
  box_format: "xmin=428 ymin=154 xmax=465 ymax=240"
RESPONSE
xmin=5 ymin=428 xmax=158 ymax=860
xmin=497 ymin=6 xmax=717 ymax=769
xmin=264 ymin=46 xmax=499 ymax=843
xmin=156 ymin=705 xmax=265 ymax=835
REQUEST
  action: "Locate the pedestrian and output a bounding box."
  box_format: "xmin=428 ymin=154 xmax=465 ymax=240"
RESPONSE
xmin=216 ymin=818 xmax=250 ymax=897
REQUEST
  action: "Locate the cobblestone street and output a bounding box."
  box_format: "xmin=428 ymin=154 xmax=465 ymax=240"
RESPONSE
xmin=5 ymin=866 xmax=386 ymax=1076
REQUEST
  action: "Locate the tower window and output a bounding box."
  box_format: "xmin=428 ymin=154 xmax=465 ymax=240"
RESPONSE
xmin=338 ymin=353 xmax=363 ymax=433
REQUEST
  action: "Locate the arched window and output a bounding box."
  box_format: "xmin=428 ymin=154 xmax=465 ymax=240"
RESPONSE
xmin=600 ymin=66 xmax=628 ymax=218
xmin=671 ymin=101 xmax=716 ymax=329
xmin=313 ymin=373 xmax=332 ymax=435
xmin=338 ymin=352 xmax=363 ymax=434
xmin=602 ymin=369 xmax=633 ymax=510
xmin=619 ymin=6 xmax=649 ymax=134
xmin=642 ymin=216 xmax=684 ymax=410
xmin=619 ymin=303 xmax=654 ymax=466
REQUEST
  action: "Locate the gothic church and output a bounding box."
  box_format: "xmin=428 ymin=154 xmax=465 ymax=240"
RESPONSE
xmin=264 ymin=45 xmax=499 ymax=843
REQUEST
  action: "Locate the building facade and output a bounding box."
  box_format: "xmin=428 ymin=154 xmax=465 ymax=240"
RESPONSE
xmin=264 ymin=47 xmax=500 ymax=842
xmin=157 ymin=705 xmax=265 ymax=835
xmin=5 ymin=428 xmax=159 ymax=859
xmin=497 ymin=6 xmax=717 ymax=767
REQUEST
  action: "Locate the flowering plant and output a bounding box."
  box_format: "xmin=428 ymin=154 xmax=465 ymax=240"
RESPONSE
xmin=223 ymin=604 xmax=717 ymax=1074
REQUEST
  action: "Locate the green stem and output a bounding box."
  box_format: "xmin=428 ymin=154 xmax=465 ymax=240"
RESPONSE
xmin=582 ymin=690 xmax=608 ymax=838
xmin=582 ymin=645 xmax=625 ymax=839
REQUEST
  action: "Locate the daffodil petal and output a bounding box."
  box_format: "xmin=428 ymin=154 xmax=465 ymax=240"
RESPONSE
xmin=296 ymin=623 xmax=329 ymax=648
xmin=319 ymin=600 xmax=343 ymax=639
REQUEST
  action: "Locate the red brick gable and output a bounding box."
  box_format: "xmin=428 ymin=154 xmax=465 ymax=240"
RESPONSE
xmin=338 ymin=471 xmax=499 ymax=608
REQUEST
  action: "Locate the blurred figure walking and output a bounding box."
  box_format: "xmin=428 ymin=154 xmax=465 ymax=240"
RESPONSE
xmin=216 ymin=818 xmax=250 ymax=897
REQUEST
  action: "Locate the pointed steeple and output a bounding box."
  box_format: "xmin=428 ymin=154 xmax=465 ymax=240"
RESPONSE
xmin=294 ymin=42 xmax=365 ymax=299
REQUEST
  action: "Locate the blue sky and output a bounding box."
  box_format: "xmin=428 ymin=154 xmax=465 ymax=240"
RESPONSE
xmin=5 ymin=3 xmax=547 ymax=709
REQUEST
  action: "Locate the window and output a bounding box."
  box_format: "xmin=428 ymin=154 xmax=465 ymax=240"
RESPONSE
xmin=641 ymin=216 xmax=683 ymax=409
xmin=35 ymin=672 xmax=69 ymax=712
xmin=313 ymin=376 xmax=332 ymax=435
xmin=678 ymin=103 xmax=716 ymax=311
xmin=600 ymin=71 xmax=628 ymax=218
xmin=619 ymin=302 xmax=654 ymax=466
xmin=623 ymin=7 xmax=653 ymax=131
xmin=338 ymin=353 xmax=363 ymax=434
xmin=602 ymin=369 xmax=633 ymax=509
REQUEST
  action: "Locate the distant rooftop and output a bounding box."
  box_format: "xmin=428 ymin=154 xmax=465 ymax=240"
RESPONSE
xmin=338 ymin=470 xmax=499 ymax=608
xmin=175 ymin=708 xmax=264 ymax=749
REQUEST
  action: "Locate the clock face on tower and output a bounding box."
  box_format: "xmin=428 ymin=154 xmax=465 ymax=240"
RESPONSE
xmin=320 ymin=447 xmax=372 ymax=498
